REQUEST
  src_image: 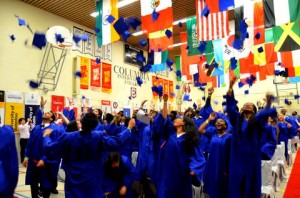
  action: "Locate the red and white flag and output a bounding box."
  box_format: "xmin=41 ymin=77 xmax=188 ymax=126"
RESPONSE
xmin=196 ymin=0 xmax=230 ymax=41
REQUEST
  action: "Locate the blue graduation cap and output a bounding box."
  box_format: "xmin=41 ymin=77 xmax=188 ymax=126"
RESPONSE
xmin=175 ymin=85 xmax=180 ymax=89
xmin=183 ymin=94 xmax=190 ymax=101
xmin=136 ymin=76 xmax=143 ymax=86
xmin=73 ymin=35 xmax=81 ymax=44
xmin=113 ymin=17 xmax=129 ymax=35
xmin=18 ymin=18 xmax=26 ymax=26
xmin=158 ymin=48 xmax=162 ymax=52
xmin=197 ymin=41 xmax=207 ymax=53
xmin=294 ymin=95 xmax=300 ymax=99
xmin=257 ymin=46 xmax=264 ymax=53
xmin=165 ymin=29 xmax=172 ymax=38
xmin=230 ymin=57 xmax=237 ymax=70
xmin=193 ymin=103 xmax=197 ymax=109
xmin=244 ymin=90 xmax=249 ymax=94
xmin=166 ymin=59 xmax=174 ymax=67
xmin=121 ymin=30 xmax=131 ymax=41
xmin=239 ymin=19 xmax=248 ymax=35
xmin=107 ymin=15 xmax=116 ymax=24
xmin=255 ymin=32 xmax=261 ymax=39
xmin=178 ymin=21 xmax=183 ymax=27
xmin=157 ymin=85 xmax=163 ymax=97
xmin=140 ymin=63 xmax=152 ymax=73
xmin=32 ymin=32 xmax=46 ymax=49
xmin=128 ymin=96 xmax=132 ymax=100
xmin=29 ymin=80 xmax=40 ymax=89
xmin=127 ymin=17 xmax=141 ymax=30
xmin=238 ymin=81 xmax=244 ymax=88
xmin=96 ymin=57 xmax=101 ymax=64
xmin=10 ymin=34 xmax=16 ymax=41
xmin=74 ymin=71 xmax=82 ymax=78
xmin=139 ymin=38 xmax=148 ymax=47
xmin=232 ymin=39 xmax=243 ymax=50
xmin=81 ymin=95 xmax=86 ymax=100
xmin=94 ymin=27 xmax=100 ymax=33
xmin=55 ymin=33 xmax=64 ymax=43
xmin=81 ymin=34 xmax=88 ymax=41
xmin=201 ymin=6 xmax=210 ymax=17
xmin=176 ymin=71 xmax=181 ymax=77
xmin=152 ymin=9 xmax=160 ymax=22
xmin=137 ymin=54 xmax=146 ymax=63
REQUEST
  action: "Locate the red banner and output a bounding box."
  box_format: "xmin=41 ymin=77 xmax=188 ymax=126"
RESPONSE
xmin=101 ymin=62 xmax=112 ymax=93
xmin=51 ymin=95 xmax=65 ymax=113
xmin=90 ymin=59 xmax=101 ymax=91
xmin=169 ymin=80 xmax=174 ymax=99
xmin=163 ymin=79 xmax=169 ymax=95
xmin=80 ymin=57 xmax=89 ymax=89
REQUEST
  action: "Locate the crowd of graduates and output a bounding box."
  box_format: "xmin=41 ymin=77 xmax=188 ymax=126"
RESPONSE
xmin=1 ymin=77 xmax=300 ymax=198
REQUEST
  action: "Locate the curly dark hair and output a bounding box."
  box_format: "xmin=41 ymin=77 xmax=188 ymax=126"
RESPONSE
xmin=81 ymin=112 xmax=98 ymax=132
xmin=182 ymin=116 xmax=200 ymax=154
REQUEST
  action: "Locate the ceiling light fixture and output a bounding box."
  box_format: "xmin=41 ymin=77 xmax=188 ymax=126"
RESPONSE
xmin=132 ymin=30 xmax=147 ymax=36
xmin=90 ymin=12 xmax=99 ymax=18
xmin=168 ymin=42 xmax=187 ymax=48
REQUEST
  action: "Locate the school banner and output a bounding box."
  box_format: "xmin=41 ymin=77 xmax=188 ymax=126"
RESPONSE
xmin=101 ymin=100 xmax=111 ymax=114
xmin=5 ymin=91 xmax=24 ymax=132
xmin=163 ymin=79 xmax=169 ymax=95
xmin=90 ymin=59 xmax=101 ymax=91
xmin=169 ymin=81 xmax=174 ymax=100
xmin=0 ymin=91 xmax=4 ymax=127
xmin=152 ymin=76 xmax=158 ymax=99
xmin=51 ymin=95 xmax=65 ymax=113
xmin=80 ymin=56 xmax=90 ymax=89
xmin=101 ymin=62 xmax=112 ymax=93
xmin=24 ymin=93 xmax=40 ymax=126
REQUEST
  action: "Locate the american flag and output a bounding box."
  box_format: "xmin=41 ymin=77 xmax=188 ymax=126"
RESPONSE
xmin=196 ymin=0 xmax=230 ymax=41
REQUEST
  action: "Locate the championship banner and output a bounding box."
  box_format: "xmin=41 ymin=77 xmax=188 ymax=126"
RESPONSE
xmin=24 ymin=93 xmax=40 ymax=126
xmin=90 ymin=59 xmax=101 ymax=91
xmin=51 ymin=95 xmax=65 ymax=113
xmin=5 ymin=91 xmax=24 ymax=132
xmin=169 ymin=80 xmax=174 ymax=99
xmin=0 ymin=91 xmax=4 ymax=127
xmin=152 ymin=76 xmax=158 ymax=99
xmin=80 ymin=56 xmax=90 ymax=89
xmin=101 ymin=100 xmax=111 ymax=114
xmin=163 ymin=79 xmax=169 ymax=95
xmin=101 ymin=62 xmax=112 ymax=93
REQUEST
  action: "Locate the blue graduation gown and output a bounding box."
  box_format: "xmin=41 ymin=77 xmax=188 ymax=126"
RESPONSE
xmin=43 ymin=128 xmax=131 ymax=198
xmin=102 ymin=155 xmax=135 ymax=198
xmin=154 ymin=116 xmax=206 ymax=198
xmin=25 ymin=123 xmax=63 ymax=189
xmin=226 ymin=91 xmax=277 ymax=198
xmin=0 ymin=126 xmax=18 ymax=198
xmin=260 ymin=124 xmax=277 ymax=160
xmin=203 ymin=131 xmax=232 ymax=198
xmin=278 ymin=122 xmax=294 ymax=161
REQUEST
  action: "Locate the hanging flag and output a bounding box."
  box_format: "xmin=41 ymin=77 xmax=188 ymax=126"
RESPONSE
xmin=186 ymin=16 xmax=213 ymax=56
xmin=148 ymin=27 xmax=173 ymax=52
xmin=196 ymin=0 xmax=230 ymax=41
xmin=280 ymin=50 xmax=300 ymax=77
xmin=141 ymin=0 xmax=173 ymax=33
xmin=205 ymin=0 xmax=235 ymax=13
xmin=224 ymin=34 xmax=251 ymax=60
xmin=263 ymin=0 xmax=300 ymax=28
xmin=198 ymin=56 xmax=218 ymax=88
xmin=273 ymin=21 xmax=300 ymax=52
xmin=175 ymin=55 xmax=182 ymax=81
xmin=149 ymin=51 xmax=169 ymax=72
xmin=96 ymin=0 xmax=120 ymax=46
xmin=234 ymin=0 xmax=265 ymax=48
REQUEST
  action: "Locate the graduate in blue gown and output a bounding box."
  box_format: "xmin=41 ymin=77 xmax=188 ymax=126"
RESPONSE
xmin=103 ymin=152 xmax=135 ymax=198
xmin=23 ymin=110 xmax=64 ymax=198
xmin=199 ymin=112 xmax=232 ymax=198
xmin=260 ymin=117 xmax=277 ymax=160
xmin=154 ymin=94 xmax=206 ymax=198
xmin=226 ymin=77 xmax=277 ymax=198
xmin=42 ymin=112 xmax=135 ymax=198
xmin=0 ymin=125 xmax=18 ymax=198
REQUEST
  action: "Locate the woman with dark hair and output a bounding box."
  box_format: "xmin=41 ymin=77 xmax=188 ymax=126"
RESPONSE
xmin=42 ymin=112 xmax=135 ymax=198
xmin=153 ymin=94 xmax=206 ymax=198
xmin=226 ymin=77 xmax=277 ymax=198
xmin=199 ymin=112 xmax=232 ymax=198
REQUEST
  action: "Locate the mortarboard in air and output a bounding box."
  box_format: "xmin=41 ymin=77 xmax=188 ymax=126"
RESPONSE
xmin=175 ymin=85 xmax=180 ymax=89
xmin=201 ymin=6 xmax=210 ymax=17
xmin=239 ymin=19 xmax=248 ymax=35
xmin=55 ymin=33 xmax=64 ymax=44
xmin=257 ymin=46 xmax=264 ymax=53
xmin=178 ymin=21 xmax=183 ymax=27
xmin=32 ymin=32 xmax=46 ymax=49
xmin=18 ymin=18 xmax=26 ymax=26
xmin=140 ymin=64 xmax=152 ymax=73
xmin=158 ymin=48 xmax=162 ymax=52
xmin=169 ymin=66 xmax=173 ymax=71
xmin=230 ymin=57 xmax=237 ymax=70
xmin=137 ymin=54 xmax=146 ymax=63
xmin=73 ymin=35 xmax=81 ymax=44
xmin=139 ymin=38 xmax=148 ymax=47
xmin=113 ymin=17 xmax=130 ymax=35
xmin=127 ymin=17 xmax=141 ymax=30
xmin=157 ymin=85 xmax=163 ymax=97
xmin=176 ymin=70 xmax=181 ymax=77
xmin=202 ymin=96 xmax=206 ymax=101
xmin=96 ymin=57 xmax=101 ymax=64
xmin=193 ymin=103 xmax=197 ymax=109
xmin=152 ymin=86 xmax=159 ymax=94
xmin=10 ymin=34 xmax=16 ymax=41
xmin=94 ymin=27 xmax=100 ymax=33
xmin=165 ymin=29 xmax=172 ymax=38
xmin=197 ymin=41 xmax=207 ymax=53
xmin=81 ymin=34 xmax=88 ymax=41
xmin=183 ymin=94 xmax=190 ymax=101
xmin=199 ymin=86 xmax=205 ymax=91
xmin=244 ymin=90 xmax=249 ymax=94
xmin=152 ymin=9 xmax=160 ymax=22
xmin=136 ymin=77 xmax=143 ymax=86
xmin=121 ymin=30 xmax=131 ymax=41
xmin=166 ymin=59 xmax=174 ymax=67
xmin=128 ymin=96 xmax=132 ymax=100
xmin=107 ymin=15 xmax=116 ymax=24
xmin=284 ymin=98 xmax=291 ymax=105
xmin=29 ymin=80 xmax=40 ymax=89
xmin=255 ymin=32 xmax=261 ymax=40
xmin=294 ymin=95 xmax=300 ymax=99
xmin=81 ymin=95 xmax=85 ymax=100
xmin=74 ymin=71 xmax=82 ymax=78
xmin=232 ymin=39 xmax=243 ymax=50
xmin=238 ymin=81 xmax=244 ymax=88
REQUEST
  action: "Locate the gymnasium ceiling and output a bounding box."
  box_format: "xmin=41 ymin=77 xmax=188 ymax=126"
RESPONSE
xmin=20 ymin=0 xmax=234 ymax=59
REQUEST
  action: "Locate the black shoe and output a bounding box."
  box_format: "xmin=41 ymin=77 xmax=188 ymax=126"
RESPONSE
xmin=51 ymin=189 xmax=59 ymax=194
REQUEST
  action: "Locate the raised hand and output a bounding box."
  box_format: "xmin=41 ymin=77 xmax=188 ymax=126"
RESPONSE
xmin=208 ymin=112 xmax=217 ymax=121
xmin=40 ymin=96 xmax=47 ymax=108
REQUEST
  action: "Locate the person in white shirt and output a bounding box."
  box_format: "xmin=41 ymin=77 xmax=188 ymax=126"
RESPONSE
xmin=18 ymin=117 xmax=31 ymax=163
